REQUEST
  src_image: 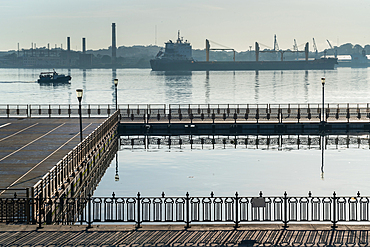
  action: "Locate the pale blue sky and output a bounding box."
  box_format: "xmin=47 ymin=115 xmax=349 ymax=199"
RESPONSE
xmin=1 ymin=0 xmax=369 ymax=52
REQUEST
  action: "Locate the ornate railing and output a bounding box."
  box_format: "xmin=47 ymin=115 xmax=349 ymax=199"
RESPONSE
xmin=1 ymin=103 xmax=370 ymax=123
xmin=3 ymin=191 xmax=370 ymax=229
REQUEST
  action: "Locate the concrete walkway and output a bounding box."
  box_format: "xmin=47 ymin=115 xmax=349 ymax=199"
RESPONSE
xmin=0 ymin=117 xmax=106 ymax=197
xmin=1 ymin=224 xmax=370 ymax=246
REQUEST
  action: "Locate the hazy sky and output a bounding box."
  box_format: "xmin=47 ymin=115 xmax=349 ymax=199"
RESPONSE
xmin=1 ymin=0 xmax=370 ymax=52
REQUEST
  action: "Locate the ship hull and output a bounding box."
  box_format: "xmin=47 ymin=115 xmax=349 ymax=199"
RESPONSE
xmin=37 ymin=76 xmax=71 ymax=83
xmin=150 ymin=58 xmax=338 ymax=71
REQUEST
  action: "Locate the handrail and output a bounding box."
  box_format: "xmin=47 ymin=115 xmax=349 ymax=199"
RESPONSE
xmin=32 ymin=110 xmax=120 ymax=199
xmin=3 ymin=191 xmax=370 ymax=228
xmin=1 ymin=103 xmax=370 ymax=121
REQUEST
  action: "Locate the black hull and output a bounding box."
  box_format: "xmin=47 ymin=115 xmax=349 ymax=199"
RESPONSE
xmin=37 ymin=76 xmax=71 ymax=83
xmin=150 ymin=58 xmax=338 ymax=71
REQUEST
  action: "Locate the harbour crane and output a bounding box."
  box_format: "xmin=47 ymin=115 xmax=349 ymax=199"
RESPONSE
xmin=313 ymin=38 xmax=318 ymax=59
xmin=326 ymin=39 xmax=337 ymax=58
xmin=293 ymin=39 xmax=298 ymax=60
xmin=326 ymin=39 xmax=333 ymax=49
xmin=293 ymin=39 xmax=298 ymax=51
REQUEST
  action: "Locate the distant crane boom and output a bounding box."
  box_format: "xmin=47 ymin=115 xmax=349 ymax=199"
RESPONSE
xmin=313 ymin=38 xmax=318 ymax=59
xmin=293 ymin=39 xmax=298 ymax=51
xmin=326 ymin=39 xmax=333 ymax=49
xmin=313 ymin=38 xmax=318 ymax=52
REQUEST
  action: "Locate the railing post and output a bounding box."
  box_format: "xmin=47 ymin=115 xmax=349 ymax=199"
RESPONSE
xmin=278 ymin=105 xmax=281 ymax=123
xmin=31 ymin=187 xmax=35 ymax=224
xmin=136 ymin=192 xmax=141 ymax=228
xmin=332 ymin=191 xmax=338 ymax=229
xmin=283 ymin=191 xmax=289 ymax=228
xmin=234 ymin=192 xmax=239 ymax=229
xmin=185 ymin=192 xmax=190 ymax=228
xmin=26 ymin=188 xmax=30 ymax=224
xmin=87 ymin=193 xmax=92 ymax=228
xmin=38 ymin=195 xmax=43 ymax=229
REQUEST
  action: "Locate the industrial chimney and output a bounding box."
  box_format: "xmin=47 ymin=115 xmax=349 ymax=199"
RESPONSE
xmin=67 ymin=37 xmax=71 ymax=66
xmin=82 ymin=38 xmax=86 ymax=54
xmin=67 ymin=37 xmax=70 ymax=51
xmin=112 ymin=23 xmax=116 ymax=65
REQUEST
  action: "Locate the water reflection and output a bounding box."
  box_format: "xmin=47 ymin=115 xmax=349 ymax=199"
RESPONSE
xmin=254 ymin=71 xmax=259 ymax=103
xmin=82 ymin=69 xmax=87 ymax=102
xmin=321 ymin=135 xmax=325 ymax=179
xmin=119 ymin=134 xmax=370 ymax=183
xmin=164 ymin=74 xmax=192 ymax=103
xmin=112 ymin=69 xmax=117 ymax=106
xmin=304 ymin=70 xmax=309 ymax=102
xmin=120 ymin=134 xmax=370 ymax=150
xmin=204 ymin=72 xmax=210 ymax=103
xmin=114 ymin=153 xmax=119 ymax=181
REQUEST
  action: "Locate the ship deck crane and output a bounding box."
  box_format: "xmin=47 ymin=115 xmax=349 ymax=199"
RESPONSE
xmin=255 ymin=37 xmax=309 ymax=62
xmin=206 ymin=39 xmax=235 ymax=61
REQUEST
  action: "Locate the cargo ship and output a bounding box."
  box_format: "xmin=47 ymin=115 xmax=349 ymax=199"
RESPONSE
xmin=150 ymin=33 xmax=338 ymax=71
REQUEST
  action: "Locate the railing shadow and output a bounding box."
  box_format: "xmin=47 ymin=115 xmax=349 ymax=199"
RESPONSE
xmin=1 ymin=228 xmax=370 ymax=246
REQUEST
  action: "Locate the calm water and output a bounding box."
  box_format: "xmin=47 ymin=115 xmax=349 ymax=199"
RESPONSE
xmin=0 ymin=67 xmax=370 ymax=104
xmin=1 ymin=68 xmax=370 ymax=197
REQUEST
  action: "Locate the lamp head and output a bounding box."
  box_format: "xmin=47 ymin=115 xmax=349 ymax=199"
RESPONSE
xmin=321 ymin=77 xmax=325 ymax=85
xmin=76 ymin=89 xmax=83 ymax=101
xmin=114 ymin=79 xmax=118 ymax=86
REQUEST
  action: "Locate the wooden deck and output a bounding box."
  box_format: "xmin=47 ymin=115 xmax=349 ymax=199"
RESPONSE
xmin=1 ymin=224 xmax=370 ymax=246
xmin=0 ymin=117 xmax=106 ymax=197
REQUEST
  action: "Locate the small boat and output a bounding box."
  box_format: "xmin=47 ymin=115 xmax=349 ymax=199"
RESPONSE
xmin=37 ymin=70 xmax=71 ymax=83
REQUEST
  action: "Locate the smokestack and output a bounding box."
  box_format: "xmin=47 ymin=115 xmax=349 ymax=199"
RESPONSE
xmin=67 ymin=37 xmax=70 ymax=51
xmin=67 ymin=37 xmax=71 ymax=67
xmin=112 ymin=23 xmax=116 ymax=64
xmin=82 ymin=38 xmax=86 ymax=54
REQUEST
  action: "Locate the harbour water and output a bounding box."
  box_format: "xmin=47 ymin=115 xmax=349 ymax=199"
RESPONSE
xmin=1 ymin=68 xmax=370 ymax=197
xmin=0 ymin=68 xmax=370 ymax=105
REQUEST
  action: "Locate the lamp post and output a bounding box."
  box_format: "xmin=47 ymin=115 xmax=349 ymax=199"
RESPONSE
xmin=76 ymin=89 xmax=83 ymax=142
xmin=114 ymin=79 xmax=118 ymax=110
xmin=321 ymin=77 xmax=325 ymax=122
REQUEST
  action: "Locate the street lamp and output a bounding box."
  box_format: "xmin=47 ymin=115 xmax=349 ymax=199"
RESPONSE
xmin=114 ymin=79 xmax=118 ymax=110
xmin=76 ymin=89 xmax=83 ymax=142
xmin=321 ymin=77 xmax=325 ymax=123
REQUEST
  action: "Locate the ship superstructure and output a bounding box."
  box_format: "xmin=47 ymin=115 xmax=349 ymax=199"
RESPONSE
xmin=155 ymin=31 xmax=193 ymax=61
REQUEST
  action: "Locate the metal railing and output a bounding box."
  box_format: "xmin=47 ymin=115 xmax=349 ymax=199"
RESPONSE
xmin=122 ymin=103 xmax=370 ymax=123
xmin=32 ymin=110 xmax=120 ymax=199
xmin=1 ymin=103 xmax=370 ymax=123
xmin=3 ymin=191 xmax=370 ymax=229
xmin=0 ymin=104 xmax=118 ymax=118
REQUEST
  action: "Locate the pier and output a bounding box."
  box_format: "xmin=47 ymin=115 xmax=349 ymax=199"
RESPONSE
xmin=0 ymin=117 xmax=107 ymax=195
xmin=2 ymin=103 xmax=370 ymax=246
